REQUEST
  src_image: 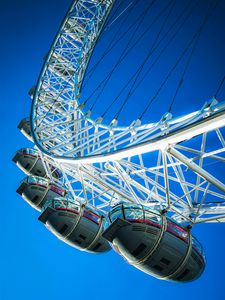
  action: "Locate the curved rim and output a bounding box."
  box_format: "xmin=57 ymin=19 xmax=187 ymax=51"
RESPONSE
xmin=31 ymin=0 xmax=116 ymax=159
xmin=30 ymin=0 xmax=225 ymax=165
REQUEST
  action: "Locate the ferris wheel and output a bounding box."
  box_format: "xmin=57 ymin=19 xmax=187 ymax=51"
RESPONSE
xmin=13 ymin=0 xmax=225 ymax=282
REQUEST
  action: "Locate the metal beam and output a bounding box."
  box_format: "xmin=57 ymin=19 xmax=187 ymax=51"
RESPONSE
xmin=56 ymin=108 xmax=225 ymax=164
xmin=168 ymin=147 xmax=225 ymax=194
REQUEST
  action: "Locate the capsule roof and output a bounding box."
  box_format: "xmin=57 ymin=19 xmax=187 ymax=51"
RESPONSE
xmin=104 ymin=203 xmax=206 ymax=282
xmin=18 ymin=118 xmax=33 ymax=142
xmin=16 ymin=175 xmax=66 ymax=211
xmin=13 ymin=148 xmax=62 ymax=179
xmin=39 ymin=197 xmax=111 ymax=253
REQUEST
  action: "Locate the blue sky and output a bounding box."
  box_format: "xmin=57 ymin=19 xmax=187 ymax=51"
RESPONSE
xmin=1 ymin=0 xmax=225 ymax=300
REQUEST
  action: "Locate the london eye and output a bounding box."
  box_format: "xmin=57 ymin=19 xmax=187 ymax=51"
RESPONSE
xmin=13 ymin=0 xmax=225 ymax=282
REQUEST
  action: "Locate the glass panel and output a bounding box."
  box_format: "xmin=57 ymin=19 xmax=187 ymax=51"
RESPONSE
xmin=110 ymin=204 xmax=162 ymax=225
xmin=124 ymin=205 xmax=144 ymax=221
xmin=66 ymin=200 xmax=79 ymax=212
xmin=123 ymin=203 xmax=143 ymax=210
xmin=43 ymin=197 xmax=80 ymax=213
xmin=28 ymin=176 xmax=49 ymax=186
xmin=26 ymin=176 xmax=65 ymax=196
xmin=144 ymin=207 xmax=161 ymax=216
xmin=53 ymin=198 xmax=68 ymax=209
xmin=20 ymin=148 xmax=37 ymax=155
xmin=110 ymin=205 xmax=123 ymax=222
xmin=167 ymin=219 xmax=189 ymax=241
xmin=50 ymin=184 xmax=65 ymax=196
xmin=192 ymin=236 xmax=204 ymax=257
xmin=144 ymin=210 xmax=162 ymax=227
xmin=42 ymin=199 xmax=54 ymax=211
xmin=104 ymin=218 xmax=110 ymax=230
xmin=83 ymin=208 xmax=100 ymax=224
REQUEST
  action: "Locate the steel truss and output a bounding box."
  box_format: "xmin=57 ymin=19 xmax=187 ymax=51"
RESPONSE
xmin=29 ymin=0 xmax=225 ymax=225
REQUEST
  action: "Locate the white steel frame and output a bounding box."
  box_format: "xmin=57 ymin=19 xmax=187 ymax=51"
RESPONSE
xmin=29 ymin=0 xmax=225 ymax=225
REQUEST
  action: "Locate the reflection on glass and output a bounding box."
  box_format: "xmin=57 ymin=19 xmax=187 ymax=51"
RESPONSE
xmin=19 ymin=148 xmax=37 ymax=155
xmin=43 ymin=197 xmax=79 ymax=213
xmin=43 ymin=198 xmax=101 ymax=224
xmin=109 ymin=204 xmax=162 ymax=228
xmin=22 ymin=176 xmax=65 ymax=196
xmin=26 ymin=176 xmax=48 ymax=186
xmin=144 ymin=210 xmax=162 ymax=226
xmin=192 ymin=236 xmax=204 ymax=256
xmin=124 ymin=206 xmax=143 ymax=220
xmin=167 ymin=219 xmax=189 ymax=241
xmin=110 ymin=205 xmax=123 ymax=222
xmin=83 ymin=209 xmax=100 ymax=224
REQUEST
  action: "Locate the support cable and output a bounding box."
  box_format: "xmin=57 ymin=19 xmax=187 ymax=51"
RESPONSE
xmin=104 ymin=1 xmax=134 ymax=32
xmin=168 ymin=22 xmax=205 ymax=112
xmin=88 ymin=0 xmax=157 ymax=111
xmin=139 ymin=0 xmax=219 ymax=121
xmin=114 ymin=0 xmax=176 ymax=120
xmin=104 ymin=0 xmax=124 ymax=26
xmin=101 ymin=0 xmax=194 ymax=119
xmin=83 ymin=0 xmax=138 ymax=87
xmin=84 ymin=0 xmax=178 ymax=109
xmin=83 ymin=0 xmax=146 ymax=88
xmin=118 ymin=0 xmax=201 ymax=109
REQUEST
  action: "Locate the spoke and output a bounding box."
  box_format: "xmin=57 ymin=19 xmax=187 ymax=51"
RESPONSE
xmin=166 ymin=153 xmax=193 ymax=208
xmin=162 ymin=151 xmax=171 ymax=210
xmin=194 ymin=133 xmax=206 ymax=203
xmin=168 ymin=147 xmax=225 ymax=194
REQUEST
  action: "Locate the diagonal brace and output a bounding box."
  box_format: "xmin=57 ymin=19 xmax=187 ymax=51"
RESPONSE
xmin=168 ymin=147 xmax=225 ymax=194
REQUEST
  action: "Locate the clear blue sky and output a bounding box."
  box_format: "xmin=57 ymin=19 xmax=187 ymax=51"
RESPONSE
xmin=1 ymin=1 xmax=225 ymax=300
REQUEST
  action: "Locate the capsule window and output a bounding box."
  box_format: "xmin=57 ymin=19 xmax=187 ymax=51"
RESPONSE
xmin=161 ymin=257 xmax=170 ymax=265
xmin=25 ymin=163 xmax=30 ymax=169
xmin=34 ymin=172 xmax=41 ymax=176
xmin=58 ymin=224 xmax=68 ymax=234
xmin=58 ymin=212 xmax=71 ymax=217
xmin=131 ymin=243 xmax=147 ymax=257
xmin=32 ymin=195 xmax=39 ymax=203
xmin=74 ymin=239 xmax=82 ymax=245
xmin=191 ymin=252 xmax=203 ymax=269
xmin=79 ymin=234 xmax=86 ymax=240
xmin=176 ymin=269 xmax=190 ymax=281
xmin=132 ymin=225 xmax=144 ymax=232
xmin=146 ymin=227 xmax=158 ymax=235
xmin=153 ymin=265 xmax=163 ymax=272
xmin=92 ymin=242 xmax=101 ymax=251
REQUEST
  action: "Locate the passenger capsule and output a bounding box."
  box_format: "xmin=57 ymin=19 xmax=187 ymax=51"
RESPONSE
xmin=38 ymin=197 xmax=111 ymax=253
xmin=16 ymin=176 xmax=66 ymax=211
xmin=103 ymin=203 xmax=205 ymax=282
xmin=18 ymin=118 xmax=33 ymax=141
xmin=12 ymin=148 xmax=62 ymax=179
xmin=28 ymin=86 xmax=36 ymax=99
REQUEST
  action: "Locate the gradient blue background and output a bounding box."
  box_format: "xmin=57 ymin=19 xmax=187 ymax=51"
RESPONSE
xmin=1 ymin=1 xmax=225 ymax=300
